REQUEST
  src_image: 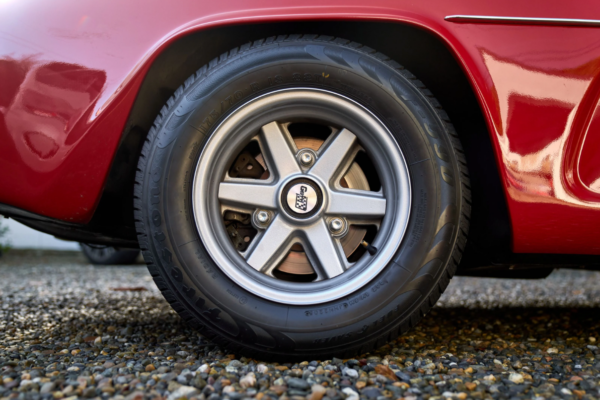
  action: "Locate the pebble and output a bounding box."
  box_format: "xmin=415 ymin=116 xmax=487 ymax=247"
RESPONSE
xmin=509 ymin=373 xmax=524 ymax=384
xmin=239 ymin=372 xmax=256 ymax=388
xmin=40 ymin=382 xmax=55 ymax=393
xmin=167 ymin=385 xmax=199 ymax=400
xmin=1 ymin=253 xmax=600 ymax=400
xmin=256 ymin=364 xmax=268 ymax=373
xmin=287 ymin=377 xmax=310 ymax=390
xmin=310 ymin=384 xmax=326 ymax=400
xmin=342 ymin=387 xmax=359 ymax=400
xmin=342 ymin=367 xmax=358 ymax=378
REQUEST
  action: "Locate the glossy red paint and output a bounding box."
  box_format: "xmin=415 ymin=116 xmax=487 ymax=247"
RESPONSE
xmin=1 ymin=0 xmax=600 ymax=252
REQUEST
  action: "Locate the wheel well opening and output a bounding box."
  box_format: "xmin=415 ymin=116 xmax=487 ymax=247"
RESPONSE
xmin=95 ymin=20 xmax=512 ymax=266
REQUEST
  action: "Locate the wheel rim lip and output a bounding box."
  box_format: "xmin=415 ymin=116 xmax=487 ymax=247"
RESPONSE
xmin=192 ymin=88 xmax=411 ymax=305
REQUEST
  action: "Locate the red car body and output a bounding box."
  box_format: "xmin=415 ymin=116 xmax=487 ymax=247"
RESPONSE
xmin=2 ymin=0 xmax=600 ymax=265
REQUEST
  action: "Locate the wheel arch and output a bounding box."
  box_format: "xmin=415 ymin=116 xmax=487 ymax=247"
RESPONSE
xmin=95 ymin=19 xmax=512 ymax=266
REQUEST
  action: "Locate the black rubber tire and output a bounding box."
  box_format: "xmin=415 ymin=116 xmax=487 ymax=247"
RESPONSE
xmin=134 ymin=34 xmax=470 ymax=360
xmin=80 ymin=244 xmax=140 ymax=265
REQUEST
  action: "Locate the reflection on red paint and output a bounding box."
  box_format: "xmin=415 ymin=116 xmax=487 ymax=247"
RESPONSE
xmin=2 ymin=60 xmax=106 ymax=167
xmin=483 ymin=51 xmax=590 ymax=203
xmin=481 ymin=44 xmax=600 ymax=254
xmin=24 ymin=131 xmax=59 ymax=159
xmin=577 ymin=101 xmax=600 ymax=193
xmin=0 ymin=57 xmax=106 ymax=218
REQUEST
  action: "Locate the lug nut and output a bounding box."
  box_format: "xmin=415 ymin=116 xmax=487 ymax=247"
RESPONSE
xmin=256 ymin=210 xmax=270 ymax=224
xmin=329 ymin=218 xmax=344 ymax=233
xmin=300 ymin=152 xmax=314 ymax=166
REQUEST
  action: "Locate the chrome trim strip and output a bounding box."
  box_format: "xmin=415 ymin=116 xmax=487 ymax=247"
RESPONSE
xmin=445 ymin=15 xmax=600 ymax=27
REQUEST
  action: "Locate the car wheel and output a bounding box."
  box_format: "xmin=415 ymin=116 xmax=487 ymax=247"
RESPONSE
xmin=80 ymin=244 xmax=140 ymax=265
xmin=134 ymin=35 xmax=470 ymax=359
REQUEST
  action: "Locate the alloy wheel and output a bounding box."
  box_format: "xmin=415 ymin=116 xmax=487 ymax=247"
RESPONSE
xmin=193 ymin=88 xmax=411 ymax=305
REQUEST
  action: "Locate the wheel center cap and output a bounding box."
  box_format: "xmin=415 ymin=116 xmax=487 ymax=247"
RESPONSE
xmin=287 ymin=184 xmax=317 ymax=213
xmin=281 ymin=178 xmax=323 ymax=218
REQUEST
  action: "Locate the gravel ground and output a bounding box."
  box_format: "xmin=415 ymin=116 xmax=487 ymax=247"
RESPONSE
xmin=1 ymin=252 xmax=600 ymax=400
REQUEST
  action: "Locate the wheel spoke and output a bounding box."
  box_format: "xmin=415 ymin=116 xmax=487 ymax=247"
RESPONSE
xmin=304 ymin=219 xmax=346 ymax=279
xmin=328 ymin=190 xmax=386 ymax=219
xmin=259 ymin=121 xmax=301 ymax=179
xmin=309 ymin=128 xmax=356 ymax=183
xmin=245 ymin=215 xmax=295 ymax=273
xmin=218 ymin=181 xmax=278 ymax=210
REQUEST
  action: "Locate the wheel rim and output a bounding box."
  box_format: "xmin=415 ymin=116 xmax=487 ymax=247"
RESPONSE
xmin=193 ymin=88 xmax=411 ymax=305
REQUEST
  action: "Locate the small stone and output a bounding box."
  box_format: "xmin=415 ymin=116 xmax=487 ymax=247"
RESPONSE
xmin=168 ymin=385 xmax=200 ymax=400
xmin=374 ymin=365 xmax=398 ymax=381
xmin=162 ymin=372 xmax=178 ymax=382
xmin=590 ymin=337 xmax=597 ymax=343
xmin=62 ymin=385 xmax=74 ymax=395
xmin=342 ymin=387 xmax=359 ymax=400
xmin=270 ymin=385 xmax=287 ymax=396
xmin=192 ymin=374 xmax=206 ymax=389
xmin=240 ymin=372 xmax=256 ymax=388
xmin=561 ymin=388 xmax=573 ymax=395
xmin=101 ymin=387 xmax=115 ymax=395
xmin=361 ymin=387 xmax=381 ymax=399
xmin=167 ymin=381 xmax=182 ymax=392
xmin=547 ymin=347 xmax=559 ymax=354
xmin=457 ymin=392 xmax=467 ymax=400
xmin=273 ymin=378 xmax=285 ymax=386
xmin=395 ymin=371 xmax=411 ymax=381
xmin=77 ymin=377 xmax=88 ymax=389
xmin=483 ymin=375 xmax=496 ymax=382
xmin=145 ymin=364 xmax=155 ymax=372
xmin=287 ymin=378 xmax=310 ymax=390
xmin=41 ymin=382 xmax=56 ymax=393
xmin=309 ymin=384 xmax=327 ymax=400
xmin=343 ymin=367 xmax=358 ymax=378
xmin=197 ymin=364 xmax=209 ymax=373
xmin=225 ymin=365 xmax=238 ymax=373
xmin=509 ymin=373 xmax=524 ymax=384
xmin=257 ymin=364 xmax=269 ymax=373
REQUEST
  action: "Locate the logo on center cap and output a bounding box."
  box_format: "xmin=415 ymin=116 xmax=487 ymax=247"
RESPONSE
xmin=295 ymin=186 xmax=308 ymax=211
xmin=286 ymin=182 xmax=318 ymax=215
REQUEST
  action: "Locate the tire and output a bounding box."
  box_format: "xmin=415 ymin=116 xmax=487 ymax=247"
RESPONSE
xmin=134 ymin=34 xmax=470 ymax=359
xmin=80 ymin=243 xmax=140 ymax=265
